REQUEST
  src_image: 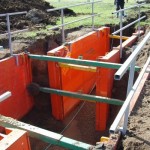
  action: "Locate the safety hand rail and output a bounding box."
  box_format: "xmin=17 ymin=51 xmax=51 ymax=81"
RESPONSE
xmin=112 ymin=3 xmax=145 ymax=14
xmin=112 ymin=16 xmax=146 ymax=35
xmin=0 ymin=29 xmax=28 ymax=37
xmin=48 ymin=13 xmax=101 ymax=30
xmin=112 ymin=3 xmax=147 ymax=58
xmin=0 ymin=11 xmax=27 ymax=17
xmin=47 ymin=0 xmax=102 ymax=43
xmin=110 ymin=31 xmax=150 ymax=134
xmin=47 ymin=0 xmax=102 ymax=12
xmin=0 ymin=11 xmax=27 ymax=56
xmin=0 ymin=91 xmax=11 ymax=102
xmin=110 ymin=56 xmax=150 ymax=134
xmin=115 ymin=31 xmax=150 ymax=80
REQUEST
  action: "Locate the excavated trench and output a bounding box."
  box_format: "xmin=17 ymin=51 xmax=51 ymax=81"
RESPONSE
xmin=0 ymin=14 xmax=149 ymax=149
xmin=15 ymin=25 xmax=145 ymax=150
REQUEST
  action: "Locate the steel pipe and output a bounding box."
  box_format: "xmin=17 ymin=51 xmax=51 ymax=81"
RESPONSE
xmin=28 ymin=54 xmax=140 ymax=71
xmin=48 ymin=13 xmax=101 ymax=31
xmin=0 ymin=11 xmax=27 ymax=17
xmin=0 ymin=115 xmax=93 ymax=150
xmin=110 ymin=56 xmax=150 ymax=134
xmin=112 ymin=3 xmax=145 ymax=14
xmin=112 ymin=16 xmax=146 ymax=35
xmin=114 ymin=31 xmax=150 ymax=80
xmin=0 ymin=91 xmax=11 ymax=103
xmin=47 ymin=0 xmax=102 ymax=12
xmin=6 ymin=14 xmax=13 ymax=55
xmin=0 ymin=29 xmax=28 ymax=37
xmin=40 ymin=87 xmax=124 ymax=105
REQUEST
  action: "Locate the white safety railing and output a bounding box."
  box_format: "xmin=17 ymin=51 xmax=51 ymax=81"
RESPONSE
xmin=112 ymin=3 xmax=146 ymax=58
xmin=47 ymin=0 xmax=102 ymax=43
xmin=0 ymin=1 xmax=102 ymax=56
xmin=0 ymin=91 xmax=11 ymax=103
xmin=0 ymin=11 xmax=27 ymax=56
xmin=109 ymin=2 xmax=150 ymax=135
xmin=110 ymin=31 xmax=150 ymax=134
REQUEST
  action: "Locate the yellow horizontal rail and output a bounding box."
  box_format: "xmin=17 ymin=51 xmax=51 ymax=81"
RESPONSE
xmin=59 ymin=63 xmax=97 ymax=72
xmin=109 ymin=35 xmax=129 ymax=40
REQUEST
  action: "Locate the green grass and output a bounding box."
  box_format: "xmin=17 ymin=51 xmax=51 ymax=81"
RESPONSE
xmin=45 ymin=0 xmax=150 ymax=29
xmin=17 ymin=0 xmax=150 ymax=39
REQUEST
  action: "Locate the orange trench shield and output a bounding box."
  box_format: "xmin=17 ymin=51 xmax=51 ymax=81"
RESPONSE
xmin=96 ymin=49 xmax=120 ymax=131
xmin=0 ymin=54 xmax=33 ymax=119
xmin=0 ymin=127 xmax=31 ymax=150
xmin=48 ymin=27 xmax=110 ymax=120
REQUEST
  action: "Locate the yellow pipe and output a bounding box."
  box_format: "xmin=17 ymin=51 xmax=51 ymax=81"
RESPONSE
xmin=59 ymin=63 xmax=97 ymax=72
xmin=109 ymin=35 xmax=129 ymax=40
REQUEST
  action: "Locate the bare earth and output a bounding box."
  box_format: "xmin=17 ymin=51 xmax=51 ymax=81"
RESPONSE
xmin=122 ymin=27 xmax=150 ymax=150
xmin=0 ymin=1 xmax=149 ymax=148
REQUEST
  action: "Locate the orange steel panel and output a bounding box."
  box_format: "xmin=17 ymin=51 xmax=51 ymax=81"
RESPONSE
xmin=0 ymin=127 xmax=31 ymax=150
xmin=96 ymin=49 xmax=120 ymax=131
xmin=48 ymin=27 xmax=110 ymax=120
xmin=117 ymin=30 xmax=144 ymax=50
xmin=0 ymin=54 xmax=33 ymax=119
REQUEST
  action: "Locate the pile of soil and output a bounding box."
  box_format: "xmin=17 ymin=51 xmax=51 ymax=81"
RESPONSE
xmin=0 ymin=0 xmax=57 ymax=33
xmin=0 ymin=0 xmax=76 ymax=33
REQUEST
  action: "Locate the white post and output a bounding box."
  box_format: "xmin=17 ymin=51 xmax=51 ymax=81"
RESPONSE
xmin=6 ymin=14 xmax=13 ymax=55
xmin=61 ymin=9 xmax=65 ymax=43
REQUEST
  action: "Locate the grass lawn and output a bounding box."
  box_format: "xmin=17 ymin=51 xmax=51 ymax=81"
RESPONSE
xmin=45 ymin=0 xmax=150 ymax=28
xmin=17 ymin=0 xmax=150 ymax=39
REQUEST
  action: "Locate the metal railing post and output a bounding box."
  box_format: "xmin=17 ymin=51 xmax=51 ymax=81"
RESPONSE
xmin=122 ymin=58 xmax=136 ymax=134
xmin=138 ymin=5 xmax=141 ymax=36
xmin=114 ymin=31 xmax=150 ymax=80
xmin=110 ymin=56 xmax=150 ymax=134
xmin=61 ymin=9 xmax=65 ymax=43
xmin=6 ymin=13 xmax=13 ymax=55
xmin=92 ymin=0 xmax=94 ymax=30
xmin=120 ymin=11 xmax=123 ymax=58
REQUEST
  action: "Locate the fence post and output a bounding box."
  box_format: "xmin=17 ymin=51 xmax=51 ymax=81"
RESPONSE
xmin=119 ymin=11 xmax=123 ymax=58
xmin=138 ymin=5 xmax=141 ymax=36
xmin=6 ymin=13 xmax=13 ymax=56
xmin=92 ymin=1 xmax=94 ymax=30
xmin=61 ymin=9 xmax=65 ymax=43
xmin=122 ymin=57 xmax=136 ymax=134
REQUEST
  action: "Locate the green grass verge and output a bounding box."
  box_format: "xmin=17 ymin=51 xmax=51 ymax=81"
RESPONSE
xmin=17 ymin=0 xmax=150 ymax=39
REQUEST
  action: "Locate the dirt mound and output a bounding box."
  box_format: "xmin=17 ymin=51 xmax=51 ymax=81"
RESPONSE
xmin=0 ymin=0 xmax=53 ymax=13
xmin=0 ymin=0 xmax=58 ymax=32
xmin=0 ymin=0 xmax=76 ymax=33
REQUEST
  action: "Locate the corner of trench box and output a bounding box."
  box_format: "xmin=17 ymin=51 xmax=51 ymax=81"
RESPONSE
xmin=0 ymin=54 xmax=34 ymax=119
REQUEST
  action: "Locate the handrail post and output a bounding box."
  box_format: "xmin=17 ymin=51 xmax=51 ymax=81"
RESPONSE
xmin=92 ymin=0 xmax=94 ymax=30
xmin=61 ymin=9 xmax=65 ymax=43
xmin=6 ymin=13 xmax=13 ymax=56
xmin=119 ymin=11 xmax=123 ymax=58
xmin=138 ymin=5 xmax=141 ymax=36
xmin=122 ymin=58 xmax=136 ymax=134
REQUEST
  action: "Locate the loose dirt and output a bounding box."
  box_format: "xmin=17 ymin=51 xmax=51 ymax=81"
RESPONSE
xmin=0 ymin=1 xmax=150 ymax=149
xmin=121 ymin=27 xmax=150 ymax=150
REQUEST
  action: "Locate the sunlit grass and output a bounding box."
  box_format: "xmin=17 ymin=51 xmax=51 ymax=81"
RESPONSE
xmin=17 ymin=0 xmax=149 ymax=38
